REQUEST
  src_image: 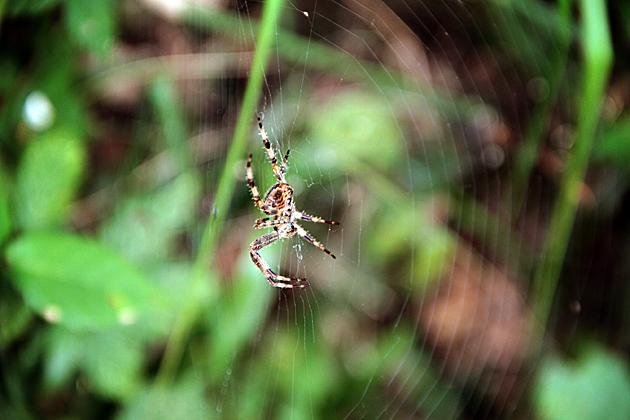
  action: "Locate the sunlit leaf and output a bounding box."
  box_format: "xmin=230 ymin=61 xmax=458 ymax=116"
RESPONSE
xmin=14 ymin=128 xmax=85 ymax=230
xmin=535 ymin=345 xmax=630 ymax=420
xmin=308 ymin=91 xmax=403 ymax=171
xmin=64 ymin=0 xmax=116 ymax=58
xmin=6 ymin=231 xmax=166 ymax=331
xmin=413 ymin=224 xmax=456 ymax=291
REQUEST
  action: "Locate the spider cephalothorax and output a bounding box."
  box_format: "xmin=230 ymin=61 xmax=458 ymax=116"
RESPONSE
xmin=246 ymin=113 xmax=338 ymax=288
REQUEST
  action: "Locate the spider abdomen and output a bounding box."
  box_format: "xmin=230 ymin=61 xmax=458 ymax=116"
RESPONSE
xmin=263 ymin=183 xmax=294 ymax=213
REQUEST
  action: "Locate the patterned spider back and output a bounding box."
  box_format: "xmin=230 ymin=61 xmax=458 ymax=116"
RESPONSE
xmin=263 ymin=182 xmax=294 ymax=216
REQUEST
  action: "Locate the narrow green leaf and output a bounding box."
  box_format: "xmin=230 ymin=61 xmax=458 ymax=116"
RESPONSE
xmin=6 ymin=231 xmax=166 ymax=331
xmin=0 ymin=162 xmax=12 ymax=244
xmin=14 ymin=128 xmax=85 ymax=230
xmin=64 ymin=0 xmax=115 ymax=58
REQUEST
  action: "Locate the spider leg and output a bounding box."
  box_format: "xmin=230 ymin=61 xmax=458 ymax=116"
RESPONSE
xmin=257 ymin=113 xmax=285 ymax=182
xmin=294 ymin=211 xmax=340 ymax=225
xmin=280 ymin=148 xmax=290 ymax=178
xmin=253 ymin=217 xmax=285 ymax=229
xmin=246 ymin=154 xmax=263 ymax=209
xmin=250 ymin=232 xmax=309 ymax=288
xmin=295 ymin=224 xmax=336 ymax=259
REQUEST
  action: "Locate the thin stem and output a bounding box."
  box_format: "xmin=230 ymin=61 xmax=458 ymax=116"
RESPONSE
xmin=531 ymin=0 xmax=613 ymax=342
xmin=156 ymin=0 xmax=286 ymax=384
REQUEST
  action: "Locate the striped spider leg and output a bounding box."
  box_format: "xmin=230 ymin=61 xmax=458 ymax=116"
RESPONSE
xmin=246 ymin=113 xmax=339 ymax=289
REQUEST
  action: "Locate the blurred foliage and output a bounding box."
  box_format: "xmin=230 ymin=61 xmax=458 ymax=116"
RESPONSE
xmin=593 ymin=114 xmax=630 ymax=175
xmin=6 ymin=231 xmax=168 ymax=331
xmin=14 ymin=128 xmax=85 ymax=229
xmin=0 ymin=0 xmax=629 ymax=419
xmin=534 ymin=345 xmax=630 ymax=420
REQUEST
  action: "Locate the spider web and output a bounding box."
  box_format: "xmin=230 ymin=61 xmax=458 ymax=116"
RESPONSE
xmin=203 ymin=1 xmax=542 ymax=418
xmin=172 ymin=0 xmax=607 ymax=418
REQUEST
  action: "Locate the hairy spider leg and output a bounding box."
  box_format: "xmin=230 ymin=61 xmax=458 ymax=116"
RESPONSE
xmin=246 ymin=154 xmax=278 ymax=214
xmin=250 ymin=232 xmax=309 ymax=288
xmin=279 ymin=148 xmax=291 ymax=178
xmin=253 ymin=217 xmax=285 ymax=229
xmin=294 ymin=210 xmax=340 ymax=225
xmin=246 ymin=153 xmax=262 ymax=209
xmin=295 ymin=224 xmax=336 ymax=259
xmin=257 ymin=113 xmax=285 ymax=182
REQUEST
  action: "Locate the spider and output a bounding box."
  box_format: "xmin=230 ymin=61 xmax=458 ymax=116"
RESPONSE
xmin=247 ymin=112 xmax=339 ymax=289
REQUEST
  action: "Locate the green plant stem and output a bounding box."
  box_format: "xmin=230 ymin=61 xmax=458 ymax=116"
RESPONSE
xmin=511 ymin=0 xmax=572 ymax=214
xmin=156 ymin=0 xmax=286 ymax=385
xmin=531 ymin=0 xmax=612 ymax=342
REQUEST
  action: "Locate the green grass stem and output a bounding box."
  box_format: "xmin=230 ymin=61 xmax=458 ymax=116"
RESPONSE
xmin=531 ymin=0 xmax=613 ymax=342
xmin=156 ymin=0 xmax=286 ymax=384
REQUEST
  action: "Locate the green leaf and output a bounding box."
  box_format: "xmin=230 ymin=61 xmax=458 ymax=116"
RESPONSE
xmin=6 ymin=231 xmax=166 ymax=331
xmin=118 ymin=376 xmax=209 ymax=420
xmin=45 ymin=327 xmax=143 ymax=401
xmin=100 ymin=173 xmax=200 ymax=265
xmin=366 ymin=205 xmax=416 ymax=262
xmin=64 ymin=0 xmax=115 ymax=58
xmin=308 ymin=91 xmax=403 ymax=171
xmin=535 ymin=345 xmax=630 ymax=420
xmin=413 ymin=224 xmax=455 ymax=292
xmin=14 ymin=128 xmax=85 ymax=230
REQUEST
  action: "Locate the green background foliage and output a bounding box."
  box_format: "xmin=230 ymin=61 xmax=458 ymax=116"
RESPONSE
xmin=1 ymin=0 xmax=629 ymax=419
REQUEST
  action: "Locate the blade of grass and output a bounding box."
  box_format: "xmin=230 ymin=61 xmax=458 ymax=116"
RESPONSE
xmin=156 ymin=0 xmax=286 ymax=385
xmin=531 ymin=0 xmax=613 ymax=342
